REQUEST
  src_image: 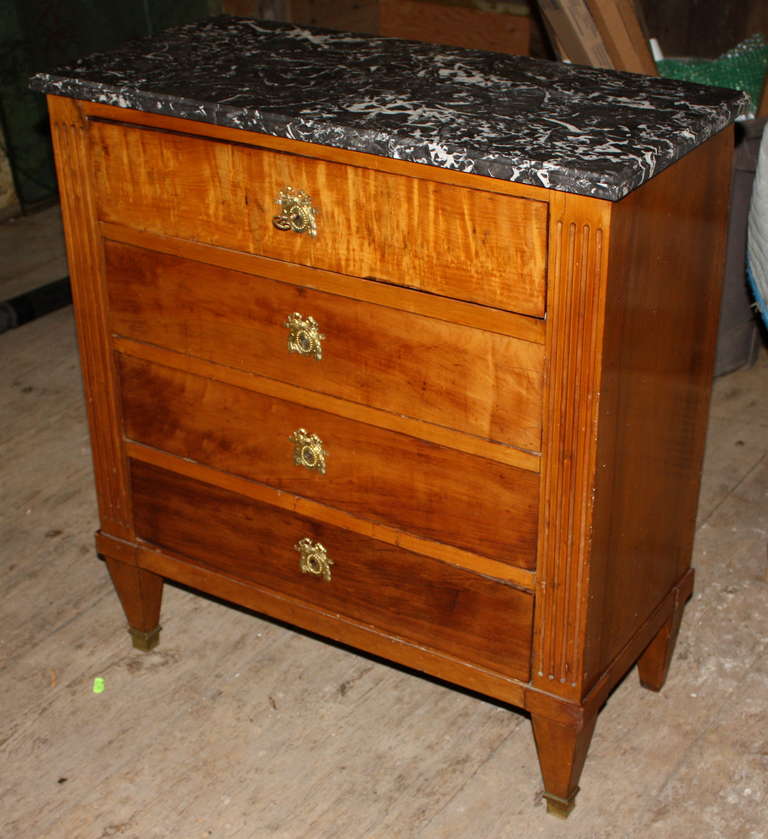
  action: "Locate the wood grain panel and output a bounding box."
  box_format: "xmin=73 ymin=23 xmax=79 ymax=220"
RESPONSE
xmin=47 ymin=96 xmax=133 ymax=540
xmin=105 ymin=242 xmax=544 ymax=451
xmin=118 ymin=355 xmax=539 ymax=568
xmin=130 ymin=460 xmax=534 ymax=680
xmin=90 ymin=119 xmax=548 ymax=315
xmin=582 ymin=130 xmax=732 ymax=692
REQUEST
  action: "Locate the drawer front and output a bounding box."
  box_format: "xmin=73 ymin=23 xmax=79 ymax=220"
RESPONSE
xmin=119 ymin=355 xmax=539 ymax=568
xmin=131 ymin=460 xmax=533 ymax=680
xmin=106 ymin=242 xmax=544 ymax=452
xmin=91 ymin=120 xmax=548 ymax=316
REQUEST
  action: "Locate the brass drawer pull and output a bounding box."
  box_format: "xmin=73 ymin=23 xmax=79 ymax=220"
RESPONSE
xmin=290 ymin=428 xmax=327 ymax=474
xmin=284 ymin=312 xmax=325 ymax=360
xmin=272 ymin=187 xmax=318 ymax=237
xmin=295 ymin=537 xmax=333 ymax=581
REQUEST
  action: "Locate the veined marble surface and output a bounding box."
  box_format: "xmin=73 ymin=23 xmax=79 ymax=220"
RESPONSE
xmin=30 ymin=16 xmax=748 ymax=200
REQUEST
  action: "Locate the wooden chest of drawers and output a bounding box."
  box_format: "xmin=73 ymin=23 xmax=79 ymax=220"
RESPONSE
xmin=42 ymin=33 xmax=738 ymax=814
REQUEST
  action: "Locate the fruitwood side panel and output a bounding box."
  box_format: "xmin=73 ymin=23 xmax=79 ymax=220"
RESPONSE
xmin=582 ymin=129 xmax=733 ymax=691
xmin=47 ymin=95 xmax=133 ymax=540
xmin=532 ymin=191 xmax=611 ymax=700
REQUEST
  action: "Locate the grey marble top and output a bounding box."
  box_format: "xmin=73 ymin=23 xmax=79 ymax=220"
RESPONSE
xmin=30 ymin=16 xmax=749 ymax=200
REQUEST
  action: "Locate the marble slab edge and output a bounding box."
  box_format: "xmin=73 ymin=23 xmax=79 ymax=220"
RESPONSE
xmin=28 ymin=15 xmax=750 ymax=202
xmin=28 ymin=73 xmax=743 ymax=202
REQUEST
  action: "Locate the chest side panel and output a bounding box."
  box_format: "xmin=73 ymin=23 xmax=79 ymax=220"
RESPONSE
xmin=583 ymin=129 xmax=733 ymax=691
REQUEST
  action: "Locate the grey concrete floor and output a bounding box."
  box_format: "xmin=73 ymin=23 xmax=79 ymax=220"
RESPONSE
xmin=1 ymin=207 xmax=767 ymax=838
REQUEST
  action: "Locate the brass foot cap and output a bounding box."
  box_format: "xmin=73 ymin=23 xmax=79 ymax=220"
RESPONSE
xmin=544 ymin=788 xmax=578 ymax=819
xmin=129 ymin=625 xmax=161 ymax=652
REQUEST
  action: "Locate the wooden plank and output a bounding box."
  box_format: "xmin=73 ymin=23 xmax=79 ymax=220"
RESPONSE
xmin=586 ymin=0 xmax=657 ymax=75
xmin=559 ymin=0 xmax=613 ymax=68
xmin=537 ymin=0 xmax=593 ymax=64
xmin=538 ymin=0 xmax=612 ymax=67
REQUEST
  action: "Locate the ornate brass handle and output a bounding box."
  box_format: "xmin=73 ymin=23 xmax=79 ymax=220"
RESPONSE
xmin=272 ymin=187 xmax=317 ymax=237
xmin=295 ymin=537 xmax=333 ymax=581
xmin=289 ymin=428 xmax=327 ymax=474
xmin=284 ymin=312 xmax=324 ymax=360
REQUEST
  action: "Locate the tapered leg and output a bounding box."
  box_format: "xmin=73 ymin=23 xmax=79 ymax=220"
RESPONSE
xmin=637 ymin=603 xmax=685 ymax=692
xmin=531 ymin=711 xmax=597 ymax=818
xmin=105 ymin=557 xmax=164 ymax=651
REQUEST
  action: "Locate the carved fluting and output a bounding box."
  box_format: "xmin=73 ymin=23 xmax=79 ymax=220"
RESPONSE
xmin=48 ymin=96 xmax=133 ymax=539
xmin=534 ymin=201 xmax=609 ymax=698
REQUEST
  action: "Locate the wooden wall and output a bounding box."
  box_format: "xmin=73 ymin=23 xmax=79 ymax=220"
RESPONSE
xmin=637 ymin=0 xmax=768 ymax=58
xmin=223 ymin=1 xmax=768 ymax=61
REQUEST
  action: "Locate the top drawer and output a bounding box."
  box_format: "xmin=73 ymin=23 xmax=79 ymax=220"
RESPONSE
xmin=89 ymin=120 xmax=548 ymax=317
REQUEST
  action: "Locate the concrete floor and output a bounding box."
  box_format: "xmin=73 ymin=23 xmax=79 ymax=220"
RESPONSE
xmin=1 ymin=206 xmax=767 ymax=839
